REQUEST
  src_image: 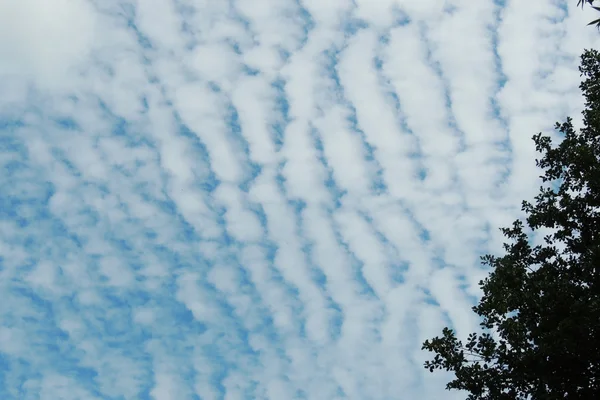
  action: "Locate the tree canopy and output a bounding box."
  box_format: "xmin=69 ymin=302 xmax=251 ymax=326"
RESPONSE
xmin=421 ymin=49 xmax=600 ymax=399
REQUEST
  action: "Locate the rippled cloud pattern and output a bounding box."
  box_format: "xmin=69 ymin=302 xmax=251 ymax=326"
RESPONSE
xmin=0 ymin=0 xmax=599 ymax=399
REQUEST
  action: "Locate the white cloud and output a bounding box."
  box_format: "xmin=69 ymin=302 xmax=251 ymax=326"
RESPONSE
xmin=0 ymin=0 xmax=97 ymax=91
xmin=1 ymin=0 xmax=598 ymax=399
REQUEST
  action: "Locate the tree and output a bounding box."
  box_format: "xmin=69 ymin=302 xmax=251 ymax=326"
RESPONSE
xmin=421 ymin=49 xmax=600 ymax=399
xmin=578 ymin=0 xmax=600 ymax=29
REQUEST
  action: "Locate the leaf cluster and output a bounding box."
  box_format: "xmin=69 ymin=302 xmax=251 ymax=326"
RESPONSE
xmin=578 ymin=0 xmax=600 ymax=29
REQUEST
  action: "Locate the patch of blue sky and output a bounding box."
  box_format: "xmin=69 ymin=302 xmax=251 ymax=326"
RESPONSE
xmin=200 ymin=337 xmax=251 ymax=396
xmin=391 ymin=8 xmax=411 ymax=27
xmin=417 ymin=24 xmax=468 ymax=155
xmin=227 ymin=1 xmax=253 ymax=38
xmin=331 ymin=223 xmax=379 ymax=301
xmin=442 ymin=2 xmax=459 ymax=15
xmin=241 ymin=64 xmax=261 ymax=77
xmin=3 ymin=298 xmax=99 ymax=385
xmin=278 ymin=196 xmax=323 ymax=338
xmin=358 ymin=209 xmax=413 ymax=284
xmin=53 ymin=117 xmax=81 ymax=131
xmin=2 ymin=361 xmax=35 ymax=399
xmin=291 ymin=193 xmax=344 ymax=340
xmin=455 ymin=273 xmax=484 ymax=308
xmin=274 ymin=160 xmax=289 ymax=194
xmin=101 ymin=102 xmax=156 ymax=148
xmin=174 ymin=121 xmax=220 ymax=187
xmin=388 ymin=261 xmax=410 ymax=285
xmin=374 ymin=56 xmax=429 ymax=184
xmin=247 ymin=194 xmax=307 ymax=336
xmin=243 ymin=203 xmax=270 ymax=243
xmin=342 ymin=17 xmax=369 ymax=41
xmin=0 ymin=112 xmax=25 ymax=129
xmin=293 ymin=0 xmax=316 ymax=47
xmin=323 ymin=46 xmax=388 ymax=194
xmin=1 ymin=176 xmax=51 ymax=220
xmin=270 ymin=78 xmax=289 ymax=152
xmin=0 ymin=132 xmax=27 ymax=163
xmin=275 ymin=46 xmax=293 ymax=65
xmin=229 ymin=262 xmax=283 ymax=346
xmin=126 ymin=19 xmax=154 ymax=51
xmin=0 ymin=351 xmax=8 ymax=381
xmin=230 ymin=268 xmax=295 ymax=372
xmin=346 ymin=109 xmax=389 ymax=194
xmin=547 ymin=1 xmax=569 ymax=23
xmin=224 ymin=103 xmax=263 ymax=191
xmin=483 ymin=0 xmax=513 ymax=189
xmin=310 ymin=124 xmax=346 ymax=208
xmin=420 ymin=286 xmax=442 ymax=308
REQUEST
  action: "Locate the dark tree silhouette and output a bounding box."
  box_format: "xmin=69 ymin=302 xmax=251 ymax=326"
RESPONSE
xmin=579 ymin=0 xmax=600 ymax=28
xmin=421 ymin=49 xmax=600 ymax=400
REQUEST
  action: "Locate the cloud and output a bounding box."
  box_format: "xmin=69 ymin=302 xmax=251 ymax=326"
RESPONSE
xmin=1 ymin=0 xmax=599 ymax=399
xmin=0 ymin=0 xmax=97 ymax=91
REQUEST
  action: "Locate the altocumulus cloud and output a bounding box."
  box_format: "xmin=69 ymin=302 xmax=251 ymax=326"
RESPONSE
xmin=0 ymin=0 xmax=598 ymax=399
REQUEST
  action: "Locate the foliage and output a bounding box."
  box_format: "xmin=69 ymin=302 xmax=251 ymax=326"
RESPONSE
xmin=578 ymin=0 xmax=600 ymax=29
xmin=421 ymin=49 xmax=600 ymax=399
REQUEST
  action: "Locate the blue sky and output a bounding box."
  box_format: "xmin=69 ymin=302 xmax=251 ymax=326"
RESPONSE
xmin=0 ymin=0 xmax=599 ymax=399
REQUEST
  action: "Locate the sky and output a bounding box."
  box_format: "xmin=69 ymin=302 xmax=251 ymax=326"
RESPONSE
xmin=0 ymin=0 xmax=599 ymax=399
